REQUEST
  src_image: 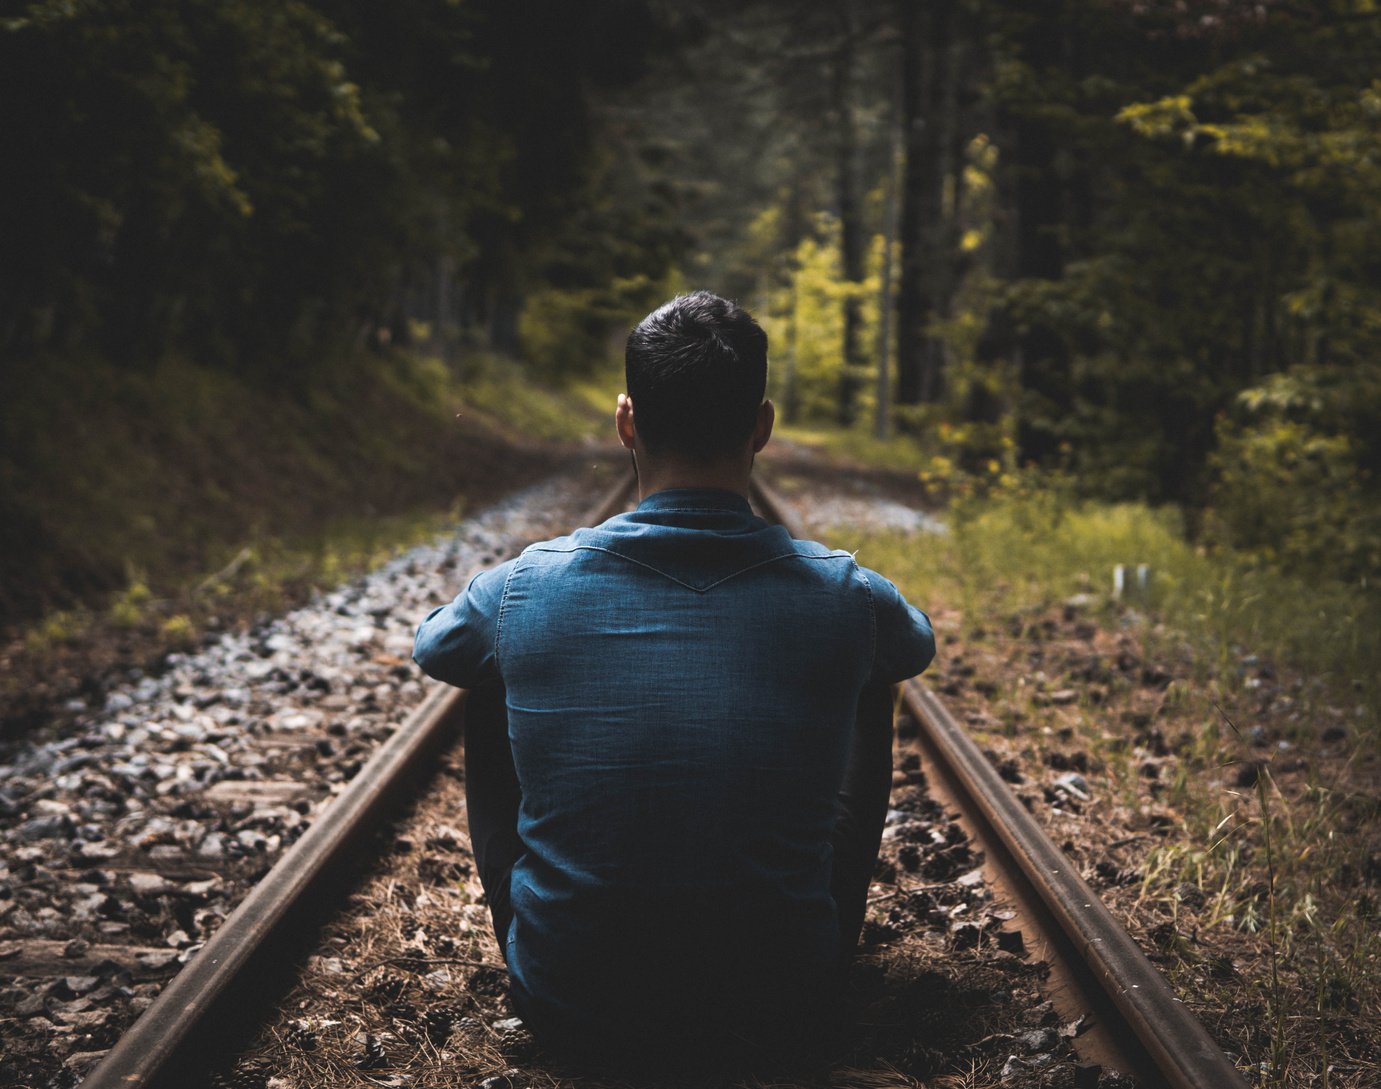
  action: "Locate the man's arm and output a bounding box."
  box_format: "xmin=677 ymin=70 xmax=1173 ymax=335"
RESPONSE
xmin=864 ymin=568 xmax=936 ymax=684
xmin=413 ymin=559 xmax=515 ymax=688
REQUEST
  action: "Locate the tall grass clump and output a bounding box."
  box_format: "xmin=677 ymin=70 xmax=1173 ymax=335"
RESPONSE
xmin=841 ymin=480 xmax=1380 ymax=732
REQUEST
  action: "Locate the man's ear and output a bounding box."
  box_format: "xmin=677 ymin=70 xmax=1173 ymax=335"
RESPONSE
xmin=751 ymin=399 xmax=775 ymax=453
xmin=615 ymin=393 xmax=637 ymax=450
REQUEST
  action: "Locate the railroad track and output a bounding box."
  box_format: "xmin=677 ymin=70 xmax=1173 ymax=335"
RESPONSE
xmin=73 ymin=471 xmax=1246 ymax=1089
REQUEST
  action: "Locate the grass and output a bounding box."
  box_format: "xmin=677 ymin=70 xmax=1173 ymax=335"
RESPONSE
xmin=775 ymin=423 xmax=940 ymax=473
xmin=805 ymin=480 xmax=1380 ymax=1085
xmin=461 ymin=354 xmax=621 ymax=444
xmin=0 ymin=346 xmax=617 ymax=727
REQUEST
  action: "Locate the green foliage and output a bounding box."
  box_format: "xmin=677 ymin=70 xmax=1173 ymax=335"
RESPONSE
xmin=517 ymin=274 xmax=674 ymax=378
xmin=756 ymin=211 xmax=883 ymax=425
xmin=0 ymin=0 xmax=388 ymax=359
xmin=967 ymin=0 xmax=1381 ymax=507
xmin=108 ymin=576 xmax=154 ymax=628
xmin=457 ymin=352 xmax=615 ymax=444
xmin=0 ymin=346 xmax=601 ymax=626
xmin=1205 ymin=363 xmax=1381 ymax=582
xmin=0 ymin=0 xmax=674 ymax=366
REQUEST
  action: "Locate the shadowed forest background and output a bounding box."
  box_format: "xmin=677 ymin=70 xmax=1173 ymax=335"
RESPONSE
xmin=1 ymin=0 xmax=1378 ymax=634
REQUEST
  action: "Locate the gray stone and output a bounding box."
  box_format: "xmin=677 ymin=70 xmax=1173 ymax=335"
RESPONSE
xmin=1019 ymin=1027 xmax=1059 ymax=1052
xmin=18 ymin=814 xmax=70 ymax=841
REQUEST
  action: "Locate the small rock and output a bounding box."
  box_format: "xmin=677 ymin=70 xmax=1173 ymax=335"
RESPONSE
xmin=1000 ymin=1054 xmax=1028 ymax=1081
xmin=1018 ymin=1027 xmax=1058 ymax=1053
xmin=1053 ymin=772 xmax=1090 ymax=800
xmin=17 ymin=814 xmax=71 ymax=841
xmin=355 ymin=1033 xmax=387 ymax=1069
xmin=128 ymin=873 xmax=170 ymax=896
xmin=16 ymin=992 xmax=48 ymax=1016
xmin=1050 ymin=689 xmax=1077 ymax=705
xmin=951 ymin=922 xmax=981 ymax=950
xmin=64 ymin=1050 xmax=109 ymax=1072
xmin=491 ymin=1016 xmax=525 ymax=1035
xmin=1175 ymin=882 xmax=1205 ymax=908
xmin=1061 ymin=1013 xmax=1090 ymax=1038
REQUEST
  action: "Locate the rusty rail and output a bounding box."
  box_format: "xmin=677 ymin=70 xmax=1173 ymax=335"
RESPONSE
xmin=749 ymin=473 xmax=1249 ymax=1089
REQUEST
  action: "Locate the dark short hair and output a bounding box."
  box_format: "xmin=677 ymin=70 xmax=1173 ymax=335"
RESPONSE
xmin=624 ymin=292 xmax=768 ymax=461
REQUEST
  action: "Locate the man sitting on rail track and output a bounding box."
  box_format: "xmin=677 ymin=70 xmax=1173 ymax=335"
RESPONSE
xmin=414 ymin=291 xmax=935 ymax=1069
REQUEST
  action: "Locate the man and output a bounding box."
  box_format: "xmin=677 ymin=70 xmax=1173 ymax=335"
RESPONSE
xmin=414 ymin=291 xmax=934 ymax=1068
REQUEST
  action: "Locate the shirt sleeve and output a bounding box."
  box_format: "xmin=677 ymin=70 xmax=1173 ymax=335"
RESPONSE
xmin=413 ymin=559 xmax=515 ymax=688
xmin=862 ymin=567 xmax=936 ymax=684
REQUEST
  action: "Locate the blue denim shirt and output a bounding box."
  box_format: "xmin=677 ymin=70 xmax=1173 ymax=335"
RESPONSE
xmin=414 ymin=488 xmax=934 ymax=1044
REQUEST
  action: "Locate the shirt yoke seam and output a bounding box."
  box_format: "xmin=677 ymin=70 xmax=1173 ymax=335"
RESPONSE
xmin=526 ymin=543 xmax=854 ymax=593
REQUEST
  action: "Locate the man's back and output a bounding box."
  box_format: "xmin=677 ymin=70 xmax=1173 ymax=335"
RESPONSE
xmin=414 ymin=487 xmax=934 ymax=1056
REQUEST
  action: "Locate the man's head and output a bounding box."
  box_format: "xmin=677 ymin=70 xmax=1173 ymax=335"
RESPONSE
xmin=622 ymin=292 xmax=770 ymax=465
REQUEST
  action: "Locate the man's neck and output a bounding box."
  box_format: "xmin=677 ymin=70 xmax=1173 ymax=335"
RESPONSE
xmin=634 ymin=456 xmax=753 ymax=502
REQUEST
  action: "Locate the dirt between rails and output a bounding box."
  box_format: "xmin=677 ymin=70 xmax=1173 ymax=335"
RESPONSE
xmin=205 ymin=734 xmax=1107 ymax=1089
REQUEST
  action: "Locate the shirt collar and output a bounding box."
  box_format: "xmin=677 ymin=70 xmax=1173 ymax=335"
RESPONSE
xmin=635 ymin=488 xmax=754 ymax=516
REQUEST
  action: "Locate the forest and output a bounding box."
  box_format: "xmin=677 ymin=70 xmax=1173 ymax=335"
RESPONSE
xmin=1 ymin=0 xmax=1378 ymax=613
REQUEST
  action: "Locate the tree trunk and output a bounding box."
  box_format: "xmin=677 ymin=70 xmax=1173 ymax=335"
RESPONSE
xmin=834 ymin=0 xmax=866 ymax=427
xmin=896 ymin=0 xmax=954 ymax=411
xmin=874 ymin=52 xmax=904 ymax=441
xmin=999 ymin=2 xmax=1073 ymax=465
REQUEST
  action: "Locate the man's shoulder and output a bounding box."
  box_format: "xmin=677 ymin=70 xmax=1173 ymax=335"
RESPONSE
xmin=785 ymin=536 xmax=852 ymax=561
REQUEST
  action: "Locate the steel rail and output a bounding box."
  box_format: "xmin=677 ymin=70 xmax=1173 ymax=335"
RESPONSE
xmin=80 ymin=469 xmax=637 ymax=1089
xmin=749 ymin=473 xmax=1249 ymax=1089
